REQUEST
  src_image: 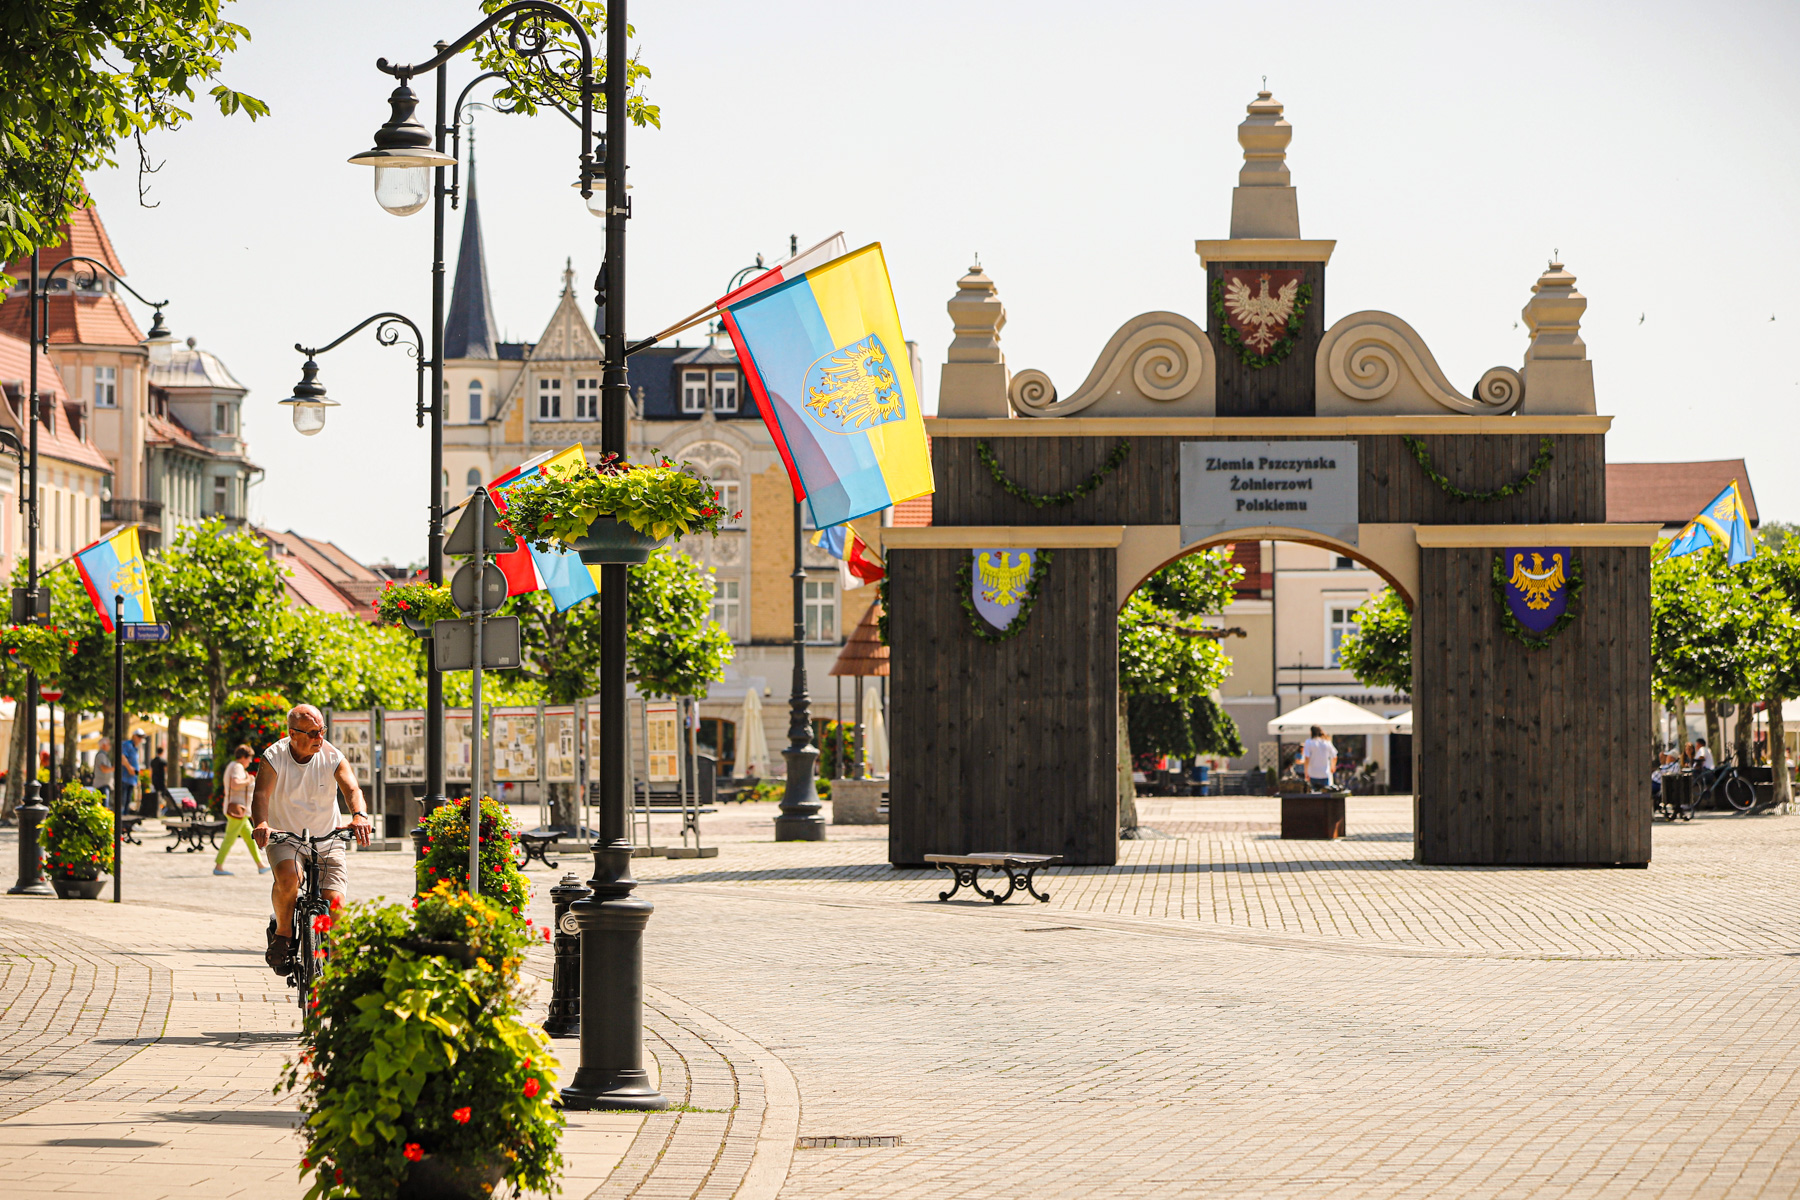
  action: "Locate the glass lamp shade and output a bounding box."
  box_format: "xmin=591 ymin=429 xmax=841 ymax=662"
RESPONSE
xmin=290 ymin=401 xmax=329 ymax=436
xmin=374 ymin=165 xmax=430 ymax=216
xmin=577 ymin=175 xmax=631 ymax=217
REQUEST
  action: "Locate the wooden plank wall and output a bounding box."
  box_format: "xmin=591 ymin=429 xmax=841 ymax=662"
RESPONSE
xmin=933 ymin=434 xmax=1607 ymax=527
xmin=1206 ymin=261 xmax=1326 ymax=416
xmin=1413 ymin=546 xmax=1652 ymax=865
xmin=888 ymin=547 xmax=1119 ymax=867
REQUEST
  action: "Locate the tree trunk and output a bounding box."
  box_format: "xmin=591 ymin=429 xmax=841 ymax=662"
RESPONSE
xmin=1117 ymin=688 xmax=1138 ymax=836
xmin=1 ymin=703 xmax=25 ymax=820
xmin=549 ymin=781 xmax=578 ymax=831
xmin=1704 ymin=698 xmax=1721 ymax=762
xmin=1768 ymin=696 xmax=1791 ymax=813
xmin=167 ymin=710 xmax=185 ymax=795
xmin=1735 ymin=702 xmax=1755 ymax=771
xmin=62 ymin=709 xmax=79 ymax=791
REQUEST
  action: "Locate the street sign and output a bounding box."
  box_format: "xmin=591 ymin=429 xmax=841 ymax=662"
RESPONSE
xmin=10 ymin=586 xmax=49 ymax=624
xmin=120 ymin=622 xmax=171 ymax=642
xmin=451 ymin=561 xmax=508 ymax=615
xmin=443 ymin=494 xmax=516 ymax=556
xmin=432 ymin=616 xmax=522 ymax=671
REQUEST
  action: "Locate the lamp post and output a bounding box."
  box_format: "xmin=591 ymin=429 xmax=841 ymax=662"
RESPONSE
xmin=774 ymin=501 xmax=826 ymax=840
xmin=8 ymin=255 xmax=166 ymax=896
xmin=359 ymin=0 xmax=662 ymax=1113
xmin=283 ymin=312 xmax=428 ymax=437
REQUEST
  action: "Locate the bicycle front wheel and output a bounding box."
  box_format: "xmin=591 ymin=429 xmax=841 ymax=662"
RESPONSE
xmin=1725 ymin=776 xmax=1757 ymax=812
xmin=293 ymin=916 xmax=316 ymax=1014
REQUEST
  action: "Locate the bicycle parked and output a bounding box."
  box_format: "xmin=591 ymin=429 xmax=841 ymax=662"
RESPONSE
xmin=266 ymin=827 xmax=356 ymax=1014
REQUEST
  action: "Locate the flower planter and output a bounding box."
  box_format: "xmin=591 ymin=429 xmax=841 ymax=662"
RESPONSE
xmin=52 ymin=875 xmax=107 ymax=900
xmin=399 ymin=936 xmax=478 ymax=966
xmin=403 ymin=615 xmax=434 ymax=636
xmin=396 ymin=1154 xmax=507 ymax=1200
xmin=571 ymin=515 xmax=673 ymax=564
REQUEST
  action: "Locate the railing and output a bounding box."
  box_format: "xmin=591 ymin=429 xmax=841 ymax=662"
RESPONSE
xmin=102 ymin=497 xmax=164 ymax=527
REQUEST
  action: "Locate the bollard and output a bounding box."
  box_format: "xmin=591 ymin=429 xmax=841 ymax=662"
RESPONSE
xmin=545 ymin=872 xmax=590 ymax=1038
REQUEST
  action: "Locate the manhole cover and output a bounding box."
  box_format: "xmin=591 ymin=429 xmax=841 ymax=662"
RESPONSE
xmin=797 ymin=1136 xmax=901 ymax=1149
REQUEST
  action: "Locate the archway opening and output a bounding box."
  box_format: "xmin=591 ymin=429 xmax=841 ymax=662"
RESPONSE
xmin=1121 ymin=531 xmax=1414 ymax=801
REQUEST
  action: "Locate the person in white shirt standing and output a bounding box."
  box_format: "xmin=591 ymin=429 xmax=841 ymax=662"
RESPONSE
xmin=1300 ymin=725 xmax=1337 ymax=792
xmin=251 ymin=705 xmax=371 ymax=974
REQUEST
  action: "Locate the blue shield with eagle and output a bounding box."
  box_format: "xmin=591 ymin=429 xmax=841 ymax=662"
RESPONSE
xmin=1502 ymin=547 xmax=1571 ymax=635
xmin=800 ymin=333 xmax=907 ymax=436
xmin=972 ymin=548 xmax=1037 ymax=631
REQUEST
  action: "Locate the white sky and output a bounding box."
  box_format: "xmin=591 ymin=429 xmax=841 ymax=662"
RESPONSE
xmin=82 ymin=0 xmax=1800 ymax=564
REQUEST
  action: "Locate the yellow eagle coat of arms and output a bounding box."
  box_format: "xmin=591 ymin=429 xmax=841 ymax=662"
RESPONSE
xmin=971 ymin=548 xmax=1037 ymax=631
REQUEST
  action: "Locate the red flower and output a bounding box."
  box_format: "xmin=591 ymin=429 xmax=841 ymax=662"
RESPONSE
xmin=311 ymin=913 xmax=332 ymax=934
xmin=451 ymin=1106 xmax=472 ymax=1125
xmin=499 ymin=882 xmax=508 ymax=892
xmin=335 ymin=1169 xmax=344 ymax=1184
xmin=329 ymin=893 xmax=343 ymax=910
xmin=301 ymin=1157 xmax=310 ymax=1169
xmin=398 ymin=600 xmax=410 ymax=610
xmin=523 ymin=1078 xmax=540 ymax=1099
xmin=542 ymin=928 xmax=552 ymax=942
xmin=523 ymin=1057 xmax=532 ymax=1070
xmin=402 ymin=1143 xmax=423 ymax=1163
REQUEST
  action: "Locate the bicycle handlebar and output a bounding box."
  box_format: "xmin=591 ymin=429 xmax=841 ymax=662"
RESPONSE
xmin=267 ymin=827 xmax=359 ymax=849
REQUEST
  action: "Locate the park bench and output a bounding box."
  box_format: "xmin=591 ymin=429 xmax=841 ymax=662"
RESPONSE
xmin=116 ymin=815 xmax=144 ymax=845
xmin=162 ymin=817 xmax=226 ymax=853
xmin=516 ymin=829 xmax=561 ymax=869
xmin=924 ymin=852 xmax=1062 ymax=904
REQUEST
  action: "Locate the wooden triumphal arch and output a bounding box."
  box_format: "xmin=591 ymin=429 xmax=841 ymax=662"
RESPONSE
xmin=885 ymin=92 xmax=1658 ymax=868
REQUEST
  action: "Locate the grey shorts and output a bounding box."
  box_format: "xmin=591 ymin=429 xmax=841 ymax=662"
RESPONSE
xmin=268 ymin=840 xmax=349 ymax=895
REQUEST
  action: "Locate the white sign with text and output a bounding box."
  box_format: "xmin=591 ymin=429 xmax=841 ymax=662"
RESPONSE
xmin=1179 ymin=441 xmax=1359 ymax=545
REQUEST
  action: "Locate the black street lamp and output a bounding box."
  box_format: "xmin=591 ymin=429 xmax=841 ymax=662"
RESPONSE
xmin=773 ymin=497 xmax=827 ymax=840
xmin=362 ymin=0 xmax=662 ymax=1113
xmin=8 ymin=254 xmax=167 ymax=896
xmin=284 ymin=312 xmax=428 ymax=437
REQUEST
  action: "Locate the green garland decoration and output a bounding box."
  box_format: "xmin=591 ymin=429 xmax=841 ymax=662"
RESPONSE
xmin=977 ymin=439 xmax=1129 ymax=508
xmin=876 ymin=573 xmax=889 ymax=647
xmin=1491 ymin=551 xmax=1584 ymax=649
xmin=1211 ymin=278 xmax=1314 ymax=369
xmin=959 ymin=549 xmax=1054 ymax=644
xmin=1405 ymin=435 xmax=1555 ymax=503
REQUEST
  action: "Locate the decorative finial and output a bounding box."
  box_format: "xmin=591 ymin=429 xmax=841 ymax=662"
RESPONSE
xmin=973 ymin=250 xmax=981 ymax=269
xmin=1520 ymin=259 xmax=1594 ymax=414
xmin=938 ymin=260 xmax=1009 ymax=418
xmin=562 ymin=256 xmax=575 ymax=295
xmin=1229 ymin=89 xmax=1300 ymax=238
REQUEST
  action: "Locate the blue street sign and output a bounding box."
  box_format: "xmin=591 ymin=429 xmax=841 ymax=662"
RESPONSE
xmin=120 ymin=622 xmax=171 ymax=643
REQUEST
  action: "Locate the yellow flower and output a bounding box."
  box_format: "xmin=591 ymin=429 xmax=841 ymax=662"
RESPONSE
xmin=475 ymin=957 xmax=493 ymax=973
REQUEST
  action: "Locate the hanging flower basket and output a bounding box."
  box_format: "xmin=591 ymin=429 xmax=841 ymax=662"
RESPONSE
xmin=374 ymin=581 xmax=458 ymax=635
xmin=570 ymin=515 xmax=673 ymax=564
xmin=499 ymin=452 xmax=740 ymax=564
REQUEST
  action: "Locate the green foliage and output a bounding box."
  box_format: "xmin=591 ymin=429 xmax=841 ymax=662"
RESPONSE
xmin=278 ymin=884 xmax=561 ymax=1199
xmin=372 ymin=581 xmax=456 ymax=629
xmin=0 ymin=1 xmax=267 ymax=280
xmin=626 ymin=551 xmax=733 ymax=698
xmin=1336 ymin=588 xmax=1413 ymax=692
xmin=40 ymin=781 xmax=113 ymax=879
xmin=38 ymin=562 xmax=110 ymax=714
xmin=155 ymin=519 xmax=296 ymax=761
xmin=219 ymin=691 xmax=287 ymax=762
xmin=275 ymin=612 xmax=429 ymax=713
xmin=416 ymin=796 xmax=532 ymax=910
xmin=0 ymin=621 xmax=72 ymax=681
xmin=472 ymin=0 xmax=659 ymax=130
xmin=503 ymin=455 xmax=736 ymax=549
xmin=1120 ymin=548 xmax=1243 ymax=758
xmin=977 ymin=439 xmax=1129 ymax=508
xmin=1653 ymin=539 xmax=1800 ymax=709
xmin=1404 ymin=435 xmax=1554 ymax=503
xmin=1191 ymin=693 xmax=1245 ymax=758
xmin=505 ymin=589 xmax=603 ymax=705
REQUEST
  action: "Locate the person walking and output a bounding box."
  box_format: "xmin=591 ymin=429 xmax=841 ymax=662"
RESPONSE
xmin=1300 ymin=725 xmax=1337 ymax=792
xmin=213 ymin=744 xmax=267 ymax=876
xmin=149 ymin=744 xmax=169 ymax=814
xmin=93 ymin=738 xmax=112 ymax=807
xmin=122 ymin=731 xmax=143 ymax=815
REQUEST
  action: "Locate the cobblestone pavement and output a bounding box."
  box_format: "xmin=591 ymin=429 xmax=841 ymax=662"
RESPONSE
xmin=5 ymin=797 xmax=1800 ymax=1197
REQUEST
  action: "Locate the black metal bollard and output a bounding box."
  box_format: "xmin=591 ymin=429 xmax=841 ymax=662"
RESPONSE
xmin=544 ymin=872 xmax=590 ymax=1038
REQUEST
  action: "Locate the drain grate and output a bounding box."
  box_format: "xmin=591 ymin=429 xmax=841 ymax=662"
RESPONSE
xmin=797 ymin=1136 xmax=901 ymax=1149
xmin=1022 ymin=926 xmax=1080 ymax=932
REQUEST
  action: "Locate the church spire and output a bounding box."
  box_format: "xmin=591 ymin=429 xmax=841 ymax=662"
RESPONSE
xmin=444 ymin=127 xmax=499 ymax=360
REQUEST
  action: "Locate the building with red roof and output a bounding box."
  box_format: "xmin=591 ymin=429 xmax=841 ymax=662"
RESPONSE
xmin=1606 ymin=460 xmax=1759 ymax=533
xmin=0 ymin=330 xmax=116 ymax=584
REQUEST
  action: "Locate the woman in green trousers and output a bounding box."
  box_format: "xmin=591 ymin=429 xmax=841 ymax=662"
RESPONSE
xmin=214 ymin=744 xmax=268 ymax=875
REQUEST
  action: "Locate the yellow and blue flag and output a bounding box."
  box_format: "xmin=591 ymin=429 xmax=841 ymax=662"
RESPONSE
xmin=719 ymin=243 xmax=934 ymax=528
xmin=74 ymin=525 xmax=155 ymax=631
xmin=1661 ymin=480 xmax=1756 ymax=566
xmin=490 ymin=444 xmax=604 ymax=611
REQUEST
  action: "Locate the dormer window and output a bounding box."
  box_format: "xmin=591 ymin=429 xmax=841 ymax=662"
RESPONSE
xmin=537 ymin=377 xmax=561 ymax=419
xmin=712 ymin=370 xmax=738 ymax=414
xmin=213 ymin=402 xmax=236 ymax=435
xmin=681 ymin=371 xmax=707 ymax=413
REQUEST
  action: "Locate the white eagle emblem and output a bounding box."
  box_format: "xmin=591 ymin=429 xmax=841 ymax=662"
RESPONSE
xmin=978 ymin=551 xmax=1033 ymax=608
xmin=1223 ymin=272 xmax=1300 ymax=352
xmin=1509 ymin=552 xmax=1566 ymax=611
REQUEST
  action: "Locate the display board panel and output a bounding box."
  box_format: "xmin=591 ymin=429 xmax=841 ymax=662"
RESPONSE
xmin=544 ymin=706 xmax=576 ymax=783
xmin=492 ymin=708 xmax=540 ymax=782
xmin=328 ymin=712 xmax=374 ymax=786
xmin=445 ymin=709 xmax=473 ymax=784
xmin=645 ymin=700 xmax=680 ymax=782
xmin=383 ymin=710 xmax=426 ymax=784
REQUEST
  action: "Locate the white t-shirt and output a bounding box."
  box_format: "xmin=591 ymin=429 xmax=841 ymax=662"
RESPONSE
xmin=263 ymin=737 xmax=345 ymax=838
xmin=1301 ymin=737 xmax=1337 ymax=780
xmin=1696 ymin=747 xmax=1715 ymax=771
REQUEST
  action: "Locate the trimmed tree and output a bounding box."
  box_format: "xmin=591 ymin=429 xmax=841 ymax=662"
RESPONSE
xmin=1337 ymin=588 xmax=1412 ymax=693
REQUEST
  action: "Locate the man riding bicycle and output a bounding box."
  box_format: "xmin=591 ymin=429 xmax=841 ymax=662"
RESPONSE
xmin=252 ymin=704 xmax=372 ymax=974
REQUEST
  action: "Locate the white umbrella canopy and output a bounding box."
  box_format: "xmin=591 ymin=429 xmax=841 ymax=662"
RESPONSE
xmin=1267 ymin=695 xmax=1395 ymax=737
xmin=739 ymin=687 xmax=770 ymax=777
xmin=1753 ymin=700 xmax=1800 ymax=727
xmin=862 ymin=684 xmax=889 ymax=777
xmin=1387 ymin=709 xmax=1413 ymax=734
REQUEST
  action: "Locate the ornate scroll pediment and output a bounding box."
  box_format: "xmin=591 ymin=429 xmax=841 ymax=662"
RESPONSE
xmin=1316 ymin=311 xmax=1523 ymax=416
xmin=1008 ymin=312 xmax=1215 ymax=418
